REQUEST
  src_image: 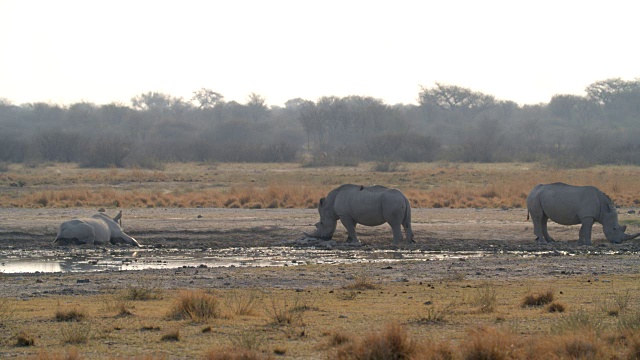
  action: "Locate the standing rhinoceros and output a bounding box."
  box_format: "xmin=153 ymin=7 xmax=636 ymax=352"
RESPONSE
xmin=526 ymin=183 xmax=640 ymax=245
xmin=54 ymin=211 xmax=141 ymax=247
xmin=304 ymin=184 xmax=414 ymax=245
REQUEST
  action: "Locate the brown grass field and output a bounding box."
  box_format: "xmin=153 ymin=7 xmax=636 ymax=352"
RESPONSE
xmin=1 ymin=161 xmax=640 ymax=359
xmin=1 ymin=273 xmax=640 ymax=359
xmin=1 ymin=161 xmax=640 ymax=209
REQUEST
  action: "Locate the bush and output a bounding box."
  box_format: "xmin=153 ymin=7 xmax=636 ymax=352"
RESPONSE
xmin=336 ymin=322 xmax=417 ymax=360
xmin=522 ymin=289 xmax=554 ymax=307
xmin=79 ymin=135 xmax=131 ymax=168
xmin=15 ymin=331 xmax=35 ymax=347
xmin=547 ymin=301 xmax=567 ymax=313
xmin=55 ymin=307 xmax=86 ymax=322
xmin=167 ymin=290 xmax=221 ymax=322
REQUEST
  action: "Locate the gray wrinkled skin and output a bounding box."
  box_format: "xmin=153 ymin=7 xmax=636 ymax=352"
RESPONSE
xmin=304 ymin=184 xmax=414 ymax=245
xmin=54 ymin=211 xmax=141 ymax=247
xmin=526 ymin=182 xmax=640 ymax=245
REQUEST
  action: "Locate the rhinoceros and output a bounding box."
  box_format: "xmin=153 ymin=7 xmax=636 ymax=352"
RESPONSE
xmin=304 ymin=184 xmax=414 ymax=245
xmin=526 ymin=183 xmax=640 ymax=245
xmin=54 ymin=211 xmax=141 ymax=247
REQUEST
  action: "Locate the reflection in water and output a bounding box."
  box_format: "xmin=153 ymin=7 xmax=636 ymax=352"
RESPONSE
xmin=0 ymin=246 xmax=606 ymax=274
xmin=1 ymin=260 xmax=61 ymax=273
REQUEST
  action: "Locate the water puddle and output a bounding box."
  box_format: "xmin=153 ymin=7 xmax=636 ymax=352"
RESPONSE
xmin=0 ymin=246 xmax=593 ymax=274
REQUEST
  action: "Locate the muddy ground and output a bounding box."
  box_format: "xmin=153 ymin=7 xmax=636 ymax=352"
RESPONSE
xmin=1 ymin=207 xmax=639 ymax=298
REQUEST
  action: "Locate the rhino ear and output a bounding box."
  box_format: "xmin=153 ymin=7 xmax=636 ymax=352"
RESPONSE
xmin=319 ymin=198 xmax=325 ymax=206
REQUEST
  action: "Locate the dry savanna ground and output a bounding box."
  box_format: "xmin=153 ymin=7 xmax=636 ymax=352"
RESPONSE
xmin=1 ymin=162 xmax=640 ymax=359
xmin=1 ymin=161 xmax=640 ymax=209
xmin=1 ymin=272 xmax=640 ymax=359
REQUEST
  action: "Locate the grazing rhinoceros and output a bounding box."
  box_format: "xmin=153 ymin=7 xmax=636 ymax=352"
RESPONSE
xmin=526 ymin=183 xmax=640 ymax=245
xmin=304 ymin=184 xmax=414 ymax=245
xmin=54 ymin=211 xmax=141 ymax=247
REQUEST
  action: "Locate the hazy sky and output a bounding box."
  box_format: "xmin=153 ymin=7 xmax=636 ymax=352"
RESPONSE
xmin=1 ymin=0 xmax=638 ymax=107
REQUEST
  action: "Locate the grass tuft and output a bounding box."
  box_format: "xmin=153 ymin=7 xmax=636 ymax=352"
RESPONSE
xmin=336 ymin=322 xmax=417 ymax=360
xmin=547 ymin=301 xmax=566 ymax=313
xmin=160 ymin=328 xmax=180 ymax=342
xmin=522 ymin=289 xmax=554 ymax=307
xmin=60 ymin=323 xmax=91 ymax=344
xmin=342 ymin=272 xmax=378 ymax=291
xmin=166 ymin=290 xmax=221 ymax=322
xmin=15 ymin=331 xmax=35 ymax=347
xmin=473 ymin=282 xmax=497 ymax=314
xmin=55 ymin=307 xmax=86 ymax=322
xmin=203 ymin=348 xmax=273 ymax=360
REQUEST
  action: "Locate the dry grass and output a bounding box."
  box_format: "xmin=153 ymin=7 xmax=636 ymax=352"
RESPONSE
xmin=166 ymin=290 xmax=221 ymax=322
xmin=54 ymin=307 xmax=87 ymax=322
xmin=203 ymin=348 xmax=274 ymax=360
xmin=522 ymin=289 xmax=555 ymax=307
xmin=15 ymin=331 xmax=35 ymax=347
xmin=3 ymin=162 xmax=640 ymax=209
xmin=1 ymin=274 xmax=640 ymax=359
xmin=336 ymin=322 xmax=418 ymax=359
xmin=342 ymin=272 xmax=379 ymax=291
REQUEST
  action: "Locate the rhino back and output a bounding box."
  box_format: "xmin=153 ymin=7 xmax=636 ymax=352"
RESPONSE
xmin=334 ymin=187 xmax=388 ymax=226
xmin=537 ymin=183 xmax=601 ymax=225
xmin=82 ymin=218 xmax=111 ymax=245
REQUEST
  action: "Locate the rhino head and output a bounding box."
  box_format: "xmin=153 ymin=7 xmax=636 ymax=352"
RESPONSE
xmin=303 ymin=197 xmax=337 ymax=240
xmin=98 ymin=212 xmax=141 ymax=247
xmin=601 ymin=204 xmax=640 ymax=243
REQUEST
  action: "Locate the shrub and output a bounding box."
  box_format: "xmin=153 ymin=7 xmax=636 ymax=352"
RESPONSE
xmin=167 ymin=290 xmax=221 ymax=322
xmin=160 ymin=328 xmax=180 ymax=342
xmin=60 ymin=323 xmax=91 ymax=344
xmin=225 ymin=290 xmax=260 ymax=316
xmin=342 ymin=272 xmax=378 ymax=291
xmin=203 ymin=348 xmax=273 ymax=360
xmin=123 ymin=285 xmax=162 ymax=301
xmin=336 ymin=322 xmax=417 ymax=360
xmin=55 ymin=307 xmax=86 ymax=322
xmin=461 ymin=326 xmax=522 ymax=360
xmin=328 ymin=331 xmax=352 ymax=347
xmin=229 ymin=327 xmax=266 ymax=351
xmin=265 ymin=297 xmax=303 ymax=326
xmin=522 ymin=289 xmax=554 ymax=307
xmin=473 ymin=282 xmax=497 ymax=313
xmin=15 ymin=331 xmax=35 ymax=347
xmin=547 ymin=301 xmax=566 ymax=313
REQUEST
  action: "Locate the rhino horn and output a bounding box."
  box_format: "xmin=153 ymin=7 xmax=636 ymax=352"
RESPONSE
xmin=303 ymin=231 xmax=316 ymax=238
xmin=624 ymin=232 xmax=640 ymax=241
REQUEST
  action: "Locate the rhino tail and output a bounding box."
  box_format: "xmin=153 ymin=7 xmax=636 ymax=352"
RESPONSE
xmin=403 ymin=197 xmax=412 ymax=228
xmin=527 ymin=211 xmax=530 ymax=221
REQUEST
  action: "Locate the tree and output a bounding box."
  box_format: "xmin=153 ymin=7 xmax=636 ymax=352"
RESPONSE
xmin=585 ymin=78 xmax=640 ymax=106
xmin=418 ymin=82 xmax=497 ymax=113
xmin=191 ymin=88 xmax=224 ymax=109
xmin=548 ymin=94 xmax=600 ymax=125
xmin=131 ymin=92 xmax=175 ymax=111
xmin=246 ymin=92 xmax=269 ymax=122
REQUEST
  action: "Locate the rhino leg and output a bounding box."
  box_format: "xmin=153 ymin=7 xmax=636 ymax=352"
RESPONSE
xmin=390 ymin=223 xmax=403 ymax=245
xmin=578 ymin=217 xmax=594 ymax=245
xmin=340 ymin=217 xmax=361 ymax=245
xmin=531 ymin=214 xmax=546 ymax=243
xmin=541 ymin=215 xmax=556 ymax=243
xmin=403 ymin=224 xmax=415 ymax=244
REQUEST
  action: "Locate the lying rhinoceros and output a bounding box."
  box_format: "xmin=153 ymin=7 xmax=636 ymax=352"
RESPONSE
xmin=304 ymin=184 xmax=414 ymax=245
xmin=526 ymin=182 xmax=640 ymax=245
xmin=54 ymin=211 xmax=141 ymax=247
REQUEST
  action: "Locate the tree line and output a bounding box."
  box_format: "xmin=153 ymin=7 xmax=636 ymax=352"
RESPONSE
xmin=1 ymin=78 xmax=639 ymax=169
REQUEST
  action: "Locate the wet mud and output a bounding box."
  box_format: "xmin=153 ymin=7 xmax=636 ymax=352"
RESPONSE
xmin=1 ymin=207 xmax=639 ymax=298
